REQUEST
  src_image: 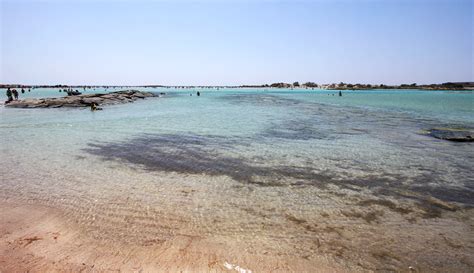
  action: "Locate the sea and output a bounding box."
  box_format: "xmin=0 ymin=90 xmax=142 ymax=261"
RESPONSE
xmin=1 ymin=87 xmax=473 ymax=271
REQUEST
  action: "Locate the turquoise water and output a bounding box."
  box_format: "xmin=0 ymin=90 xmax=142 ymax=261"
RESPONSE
xmin=1 ymin=88 xmax=473 ymax=270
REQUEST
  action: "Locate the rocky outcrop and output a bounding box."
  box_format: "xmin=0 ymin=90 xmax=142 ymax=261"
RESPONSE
xmin=4 ymin=90 xmax=161 ymax=109
xmin=428 ymin=128 xmax=473 ymax=142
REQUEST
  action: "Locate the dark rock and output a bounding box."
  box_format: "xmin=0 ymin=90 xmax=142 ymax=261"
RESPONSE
xmin=100 ymin=94 xmax=117 ymax=99
xmin=67 ymin=91 xmax=82 ymax=96
xmin=4 ymin=90 xmax=161 ymax=109
xmin=81 ymin=97 xmax=104 ymax=105
xmin=428 ymin=128 xmax=474 ymax=142
xmin=133 ymin=93 xmax=146 ymax=99
xmin=101 ymin=99 xmax=119 ymax=105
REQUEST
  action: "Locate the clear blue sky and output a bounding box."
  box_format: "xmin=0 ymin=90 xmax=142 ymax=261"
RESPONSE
xmin=1 ymin=0 xmax=472 ymax=85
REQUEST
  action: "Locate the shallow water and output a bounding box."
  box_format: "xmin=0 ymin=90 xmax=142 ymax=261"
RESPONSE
xmin=1 ymin=88 xmax=473 ymax=271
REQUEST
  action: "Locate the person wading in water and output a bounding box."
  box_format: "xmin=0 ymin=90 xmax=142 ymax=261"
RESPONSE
xmin=5 ymin=88 xmax=13 ymax=103
xmin=90 ymin=102 xmax=103 ymax=111
xmin=12 ymin=89 xmax=19 ymax=100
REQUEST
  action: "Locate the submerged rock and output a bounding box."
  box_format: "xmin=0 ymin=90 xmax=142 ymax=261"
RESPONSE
xmin=66 ymin=90 xmax=82 ymax=96
xmin=428 ymin=128 xmax=474 ymax=142
xmin=5 ymin=90 xmax=160 ymax=109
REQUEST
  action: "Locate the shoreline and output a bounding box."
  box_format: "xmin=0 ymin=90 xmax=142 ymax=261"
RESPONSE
xmin=1 ymin=83 xmax=473 ymax=91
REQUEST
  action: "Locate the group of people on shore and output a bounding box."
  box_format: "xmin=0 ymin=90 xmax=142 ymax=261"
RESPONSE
xmin=5 ymin=88 xmax=19 ymax=103
xmin=5 ymin=87 xmax=31 ymax=103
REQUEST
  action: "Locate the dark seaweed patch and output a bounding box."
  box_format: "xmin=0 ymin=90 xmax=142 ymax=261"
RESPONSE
xmin=83 ymin=133 xmax=333 ymax=187
xmin=259 ymin=120 xmax=338 ymax=141
xmin=83 ymin=132 xmax=474 ymax=212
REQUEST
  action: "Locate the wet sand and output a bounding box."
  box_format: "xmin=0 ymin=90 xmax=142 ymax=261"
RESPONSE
xmin=1 ymin=196 xmax=473 ymax=272
xmin=0 ymin=201 xmax=346 ymax=272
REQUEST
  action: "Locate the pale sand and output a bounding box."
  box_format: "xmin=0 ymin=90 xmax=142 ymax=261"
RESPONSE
xmin=0 ymin=201 xmax=347 ymax=273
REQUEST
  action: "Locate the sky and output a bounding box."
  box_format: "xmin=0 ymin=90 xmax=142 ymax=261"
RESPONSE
xmin=0 ymin=0 xmax=472 ymax=85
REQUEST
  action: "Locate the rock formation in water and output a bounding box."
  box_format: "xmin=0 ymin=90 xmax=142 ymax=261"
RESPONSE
xmin=428 ymin=128 xmax=473 ymax=142
xmin=4 ymin=90 xmax=161 ymax=109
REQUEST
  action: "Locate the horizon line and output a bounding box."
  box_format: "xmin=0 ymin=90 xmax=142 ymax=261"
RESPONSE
xmin=2 ymin=81 xmax=473 ymax=87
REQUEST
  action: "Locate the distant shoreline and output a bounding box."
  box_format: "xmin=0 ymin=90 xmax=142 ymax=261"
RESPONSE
xmin=1 ymin=81 xmax=473 ymax=91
